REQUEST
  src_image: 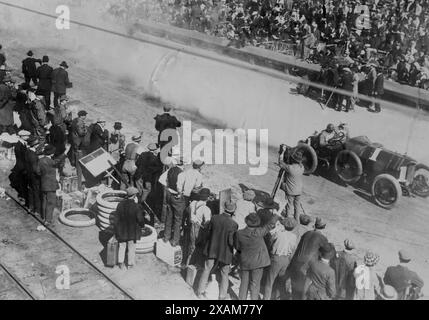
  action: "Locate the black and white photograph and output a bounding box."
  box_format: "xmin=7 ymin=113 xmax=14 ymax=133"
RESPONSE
xmin=0 ymin=0 xmax=427 ymax=305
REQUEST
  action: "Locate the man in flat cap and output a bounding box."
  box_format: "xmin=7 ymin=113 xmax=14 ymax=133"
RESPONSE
xmin=288 ymin=216 xmax=329 ymax=300
xmin=331 ymin=239 xmax=358 ymax=300
xmin=52 ymin=61 xmax=72 ymax=108
xmin=69 ymin=110 xmax=88 ymax=166
xmin=198 ymin=200 xmax=238 ymax=300
xmin=22 ymin=50 xmax=41 ymax=87
xmin=113 ymin=186 xmax=146 ymax=270
xmin=264 ymin=216 xmax=298 ymax=300
xmin=88 ymin=118 xmax=109 ymax=154
xmin=384 ymin=250 xmax=424 ymax=300
xmin=35 ymin=143 xmax=71 ymax=225
xmin=36 ymin=55 xmax=53 ymax=109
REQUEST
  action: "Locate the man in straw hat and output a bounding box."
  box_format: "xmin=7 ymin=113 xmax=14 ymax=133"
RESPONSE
xmin=113 ymin=187 xmax=146 ymax=270
xmin=264 ymin=216 xmax=298 ymax=300
xmin=22 ymin=50 xmax=41 ymax=87
xmin=197 ymin=200 xmax=238 ymax=300
xmin=288 ymin=216 xmax=329 ymax=300
xmin=279 ymin=145 xmax=305 ymax=221
xmin=234 ymin=212 xmax=275 ymax=300
xmin=353 ymin=251 xmax=381 ymax=300
xmin=383 ymin=250 xmax=424 ymax=300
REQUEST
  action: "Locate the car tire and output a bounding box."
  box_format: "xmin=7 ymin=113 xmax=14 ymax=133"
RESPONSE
xmin=335 ymin=150 xmax=363 ymax=184
xmin=136 ymin=225 xmax=157 ymax=254
xmin=97 ymin=205 xmax=115 ymax=215
xmin=97 ymin=208 xmax=113 ymax=220
xmin=59 ymin=208 xmax=96 ymax=228
xmin=295 ymin=143 xmax=318 ymax=174
xmin=96 ymin=191 xmax=127 ymax=210
xmin=371 ymin=174 xmax=402 ymax=209
xmin=97 ymin=214 xmax=111 ymax=225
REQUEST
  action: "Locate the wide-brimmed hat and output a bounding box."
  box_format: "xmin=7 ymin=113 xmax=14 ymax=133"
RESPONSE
xmin=243 ymin=189 xmax=256 ymax=201
xmin=344 ymin=239 xmax=355 ymax=250
xmin=398 ymin=249 xmax=411 ymax=262
xmin=224 ymin=200 xmax=237 ymax=214
xmin=245 ymin=213 xmax=261 ymax=228
xmin=60 ymin=61 xmax=69 ymax=68
xmin=299 ymin=214 xmax=312 ymax=226
xmin=379 ymin=285 xmax=398 ymax=300
xmin=42 ymin=55 xmax=49 ymax=63
xmin=314 ymin=217 xmax=326 ymax=229
xmin=43 ymin=144 xmax=56 ymax=156
xmin=147 ymin=143 xmax=158 ymax=151
xmin=281 ymin=217 xmax=297 ymax=231
xmin=199 ymin=188 xmax=211 ymax=201
xmin=257 ymin=197 xmax=277 ymax=209
xmin=364 ymin=251 xmax=380 ymax=267
xmin=114 ymin=122 xmax=122 ymax=130
xmin=18 ymin=130 xmax=31 ymax=137
xmin=126 ymin=187 xmax=139 ymax=197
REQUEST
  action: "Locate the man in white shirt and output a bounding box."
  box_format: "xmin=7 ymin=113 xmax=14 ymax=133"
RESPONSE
xmin=184 ymin=188 xmax=212 ymax=267
xmin=177 ymin=159 xmax=204 ymax=204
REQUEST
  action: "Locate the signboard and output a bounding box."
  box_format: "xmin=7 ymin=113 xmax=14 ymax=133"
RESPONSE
xmin=79 ymin=148 xmax=116 ymax=178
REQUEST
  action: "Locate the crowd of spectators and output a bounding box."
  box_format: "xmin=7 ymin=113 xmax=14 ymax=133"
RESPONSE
xmin=108 ymin=0 xmax=429 ymax=90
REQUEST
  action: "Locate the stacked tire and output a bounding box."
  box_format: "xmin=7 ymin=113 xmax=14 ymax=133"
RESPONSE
xmin=96 ymin=190 xmax=127 ymax=232
xmin=135 ymin=225 xmax=157 ymax=254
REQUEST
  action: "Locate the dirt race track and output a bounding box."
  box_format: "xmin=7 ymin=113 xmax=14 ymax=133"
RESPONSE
xmin=1 ymin=37 xmax=429 ymax=299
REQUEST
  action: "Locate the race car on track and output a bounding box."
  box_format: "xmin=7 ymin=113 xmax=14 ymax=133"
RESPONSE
xmin=277 ymin=127 xmax=429 ymax=209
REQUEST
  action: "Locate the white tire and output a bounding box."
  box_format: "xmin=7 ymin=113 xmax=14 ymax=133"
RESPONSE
xmin=136 ymin=225 xmax=157 ymax=252
xmin=136 ymin=246 xmax=155 ymax=254
xmin=97 ymin=205 xmax=115 ymax=215
xmin=97 ymin=209 xmax=112 ymax=220
xmin=98 ymin=219 xmax=110 ymax=229
xmin=59 ymin=208 xmax=96 ymax=228
xmin=97 ymin=214 xmax=111 ymax=225
xmin=96 ymin=190 xmax=127 ymax=210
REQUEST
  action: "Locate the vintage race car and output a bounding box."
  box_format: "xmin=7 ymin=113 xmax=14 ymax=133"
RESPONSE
xmin=286 ymin=132 xmax=429 ymax=209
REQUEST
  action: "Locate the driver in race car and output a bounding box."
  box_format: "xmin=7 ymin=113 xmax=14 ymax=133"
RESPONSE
xmin=319 ymin=123 xmax=346 ymax=159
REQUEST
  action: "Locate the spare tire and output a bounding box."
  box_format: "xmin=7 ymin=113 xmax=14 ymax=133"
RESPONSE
xmin=136 ymin=225 xmax=157 ymax=254
xmin=295 ymin=143 xmax=318 ymax=174
xmin=97 ymin=214 xmax=111 ymax=225
xmin=335 ymin=150 xmax=363 ymax=184
xmin=97 ymin=205 xmax=115 ymax=215
xmin=59 ymin=208 xmax=96 ymax=228
xmin=96 ymin=190 xmax=127 ymax=210
xmin=97 ymin=208 xmax=113 ymax=220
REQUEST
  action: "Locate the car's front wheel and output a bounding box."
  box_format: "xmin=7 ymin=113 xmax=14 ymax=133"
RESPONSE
xmin=371 ymin=174 xmax=402 ymax=209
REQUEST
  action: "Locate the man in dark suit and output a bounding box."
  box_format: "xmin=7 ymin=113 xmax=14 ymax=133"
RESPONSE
xmin=288 ymin=217 xmax=329 ymax=300
xmin=384 ymin=250 xmax=424 ymax=300
xmin=52 ymin=61 xmax=72 ymax=108
xmin=234 ymin=213 xmax=273 ymax=300
xmin=69 ymin=110 xmax=88 ymax=166
xmin=337 ymin=66 xmax=354 ymax=112
xmin=22 ymin=50 xmax=41 ymax=86
xmin=25 ymin=137 xmax=42 ymax=216
xmin=154 ymin=106 xmax=181 ymax=151
xmin=88 ymin=119 xmax=109 ymax=153
xmin=35 ymin=144 xmax=70 ymax=225
xmin=303 ymin=243 xmax=336 ymax=300
xmin=36 ymin=55 xmax=53 ymax=109
xmin=197 ymin=201 xmax=239 ymax=300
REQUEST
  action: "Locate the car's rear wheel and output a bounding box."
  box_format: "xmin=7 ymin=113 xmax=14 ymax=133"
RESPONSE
xmin=411 ymin=164 xmax=429 ymax=198
xmin=334 ymin=150 xmax=363 ymax=184
xmin=295 ymin=143 xmax=318 ymax=174
xmin=371 ymin=174 xmax=402 ymax=209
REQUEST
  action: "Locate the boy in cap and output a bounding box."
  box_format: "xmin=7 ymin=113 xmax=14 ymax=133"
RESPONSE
xmin=113 ymin=187 xmax=146 ymax=270
xmin=22 ymin=50 xmax=41 ymax=87
xmin=234 ymin=212 xmax=275 ymax=300
xmin=35 ymin=143 xmax=71 ymax=225
xmin=264 ymin=216 xmax=298 ymax=300
xmin=52 ymin=61 xmax=72 ymax=108
xmin=383 ymin=250 xmax=424 ymax=299
xmin=36 ymin=55 xmax=53 ymax=108
xmin=184 ymin=188 xmax=212 ymax=267
xmin=330 ymin=239 xmax=358 ymax=300
xmin=197 ymin=200 xmax=238 ymax=300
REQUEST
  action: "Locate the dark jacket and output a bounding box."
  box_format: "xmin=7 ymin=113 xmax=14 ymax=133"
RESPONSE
xmin=114 ymin=199 xmax=145 ymax=242
xmin=22 ymin=57 xmax=41 ymax=77
xmin=36 ymin=64 xmax=53 ymax=91
xmin=330 ymin=250 xmax=357 ymax=299
xmin=36 ymin=154 xmax=66 ymax=192
xmin=341 ymin=69 xmax=354 ymax=91
xmin=0 ymin=84 xmax=14 ymax=126
xmin=51 ymin=67 xmax=71 ymax=94
xmin=12 ymin=141 xmax=27 ymax=173
xmin=49 ymin=124 xmax=66 ymax=156
xmin=24 ymin=148 xmax=40 ymax=177
xmin=134 ymin=151 xmax=163 ymax=182
xmin=154 ymin=112 xmax=181 ymax=145
xmin=88 ymin=123 xmax=109 ymax=153
xmin=203 ymin=213 xmax=238 ymax=265
xmin=384 ymin=264 xmax=424 ymax=299
xmin=234 ymin=225 xmax=271 ymax=270
xmin=305 ymin=259 xmax=336 ymax=300
xmin=374 ymin=72 xmax=384 ymax=95
xmin=289 ymin=230 xmax=329 ymax=274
